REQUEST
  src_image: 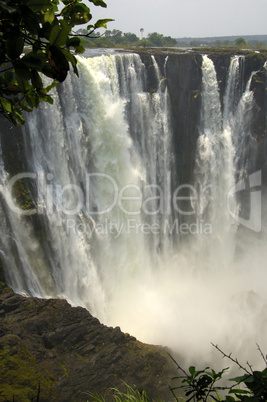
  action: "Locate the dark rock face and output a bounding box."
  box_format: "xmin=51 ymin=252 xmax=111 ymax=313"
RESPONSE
xmin=250 ymin=66 xmax=267 ymax=183
xmin=0 ymin=258 xmax=6 ymax=287
xmin=0 ymin=118 xmax=25 ymax=176
xmin=165 ymin=53 xmax=203 ymax=186
xmin=0 ymin=286 xmax=176 ymax=401
xmin=138 ymin=52 xmax=202 ymax=186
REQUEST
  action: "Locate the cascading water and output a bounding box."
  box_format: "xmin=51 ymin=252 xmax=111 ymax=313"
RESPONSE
xmin=193 ymin=55 xmax=240 ymax=267
xmin=1 ymin=51 xmax=267 ymax=369
xmin=0 ymin=53 xmax=174 ymax=318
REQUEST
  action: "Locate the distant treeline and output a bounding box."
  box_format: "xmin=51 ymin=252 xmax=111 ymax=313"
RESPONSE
xmin=76 ymin=29 xmax=177 ymax=48
xmin=77 ymin=29 xmax=267 ymax=49
xmin=176 ymin=35 xmax=267 ymax=48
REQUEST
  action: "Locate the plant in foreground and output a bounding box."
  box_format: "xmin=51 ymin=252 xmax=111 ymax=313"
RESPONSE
xmin=0 ymin=0 xmax=113 ymax=125
xmin=85 ymin=382 xmax=153 ymax=401
xmin=169 ymin=343 xmax=267 ymax=401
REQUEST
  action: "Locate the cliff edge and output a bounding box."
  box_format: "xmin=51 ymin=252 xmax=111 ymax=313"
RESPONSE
xmin=0 ymin=274 xmax=176 ymax=401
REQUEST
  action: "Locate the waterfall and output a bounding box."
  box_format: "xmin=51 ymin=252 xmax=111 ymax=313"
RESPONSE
xmin=193 ymin=55 xmax=237 ymax=267
xmin=1 ymin=51 xmax=267 ymax=368
xmin=192 ymin=54 xmax=261 ymax=268
xmin=223 ymin=55 xmax=244 ymax=125
xmin=0 ymin=53 xmax=174 ymax=320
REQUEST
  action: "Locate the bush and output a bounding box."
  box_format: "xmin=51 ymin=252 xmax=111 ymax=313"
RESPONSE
xmin=170 ymin=343 xmax=267 ymax=401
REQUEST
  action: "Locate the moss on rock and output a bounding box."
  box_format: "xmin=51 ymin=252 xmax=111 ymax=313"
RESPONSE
xmin=0 ymin=345 xmax=57 ymax=401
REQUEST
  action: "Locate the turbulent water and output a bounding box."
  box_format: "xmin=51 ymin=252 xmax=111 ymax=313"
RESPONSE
xmin=1 ymin=52 xmax=267 ymax=369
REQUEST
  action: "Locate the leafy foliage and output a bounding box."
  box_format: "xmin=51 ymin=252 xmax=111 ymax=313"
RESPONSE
xmin=171 ymin=365 xmax=228 ymax=401
xmin=0 ymin=0 xmax=113 ymax=124
xmin=169 ymin=344 xmax=267 ymax=402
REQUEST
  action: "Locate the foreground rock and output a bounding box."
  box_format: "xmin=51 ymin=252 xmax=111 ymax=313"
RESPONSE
xmin=0 ymin=284 xmax=176 ymax=401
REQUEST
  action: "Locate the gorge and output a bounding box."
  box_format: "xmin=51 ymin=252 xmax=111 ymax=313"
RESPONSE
xmin=0 ymin=48 xmax=267 ymax=398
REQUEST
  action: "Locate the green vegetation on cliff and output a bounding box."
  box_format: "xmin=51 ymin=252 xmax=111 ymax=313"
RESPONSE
xmin=0 ymin=345 xmax=56 ymax=401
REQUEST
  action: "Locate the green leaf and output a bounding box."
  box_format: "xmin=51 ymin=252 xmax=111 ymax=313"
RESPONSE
xmin=25 ymin=0 xmax=51 ymax=12
xmin=6 ymin=36 xmax=24 ymax=60
xmin=42 ymin=65 xmax=57 ymax=79
xmin=21 ymin=6 xmax=41 ymax=34
xmin=229 ymin=389 xmax=250 ymax=395
xmin=8 ymin=111 xmax=24 ymax=125
xmin=0 ymin=97 xmax=12 ymax=113
xmin=89 ymin=0 xmax=107 ymax=7
xmin=94 ymin=18 xmax=114 ymax=29
xmin=230 ymin=374 xmax=250 ymax=383
xmin=185 ymin=389 xmax=194 ymax=396
xmin=49 ymin=45 xmax=69 ymax=70
xmin=66 ymin=37 xmax=81 ymax=48
xmin=48 ymin=45 xmax=69 ymax=82
xmin=21 ymin=104 xmax=34 ymax=112
xmin=44 ymin=8 xmax=55 ymax=23
xmin=14 ymin=61 xmax=31 ymax=91
xmin=74 ymin=45 xmax=85 ymax=54
xmin=4 ymin=70 xmax=14 ymax=84
xmin=225 ymin=397 xmax=236 ymax=402
xmin=25 ymin=94 xmax=35 ymax=109
xmin=22 ymin=53 xmax=44 ymax=69
xmin=197 ymin=374 xmax=213 ymax=387
xmin=49 ymin=24 xmax=61 ymax=45
xmin=61 ymin=48 xmax=78 ymax=75
xmin=14 ymin=110 xmax=25 ymax=124
xmin=45 ymin=81 xmax=58 ymax=92
xmin=68 ymin=4 xmax=92 ymax=25
xmin=49 ymin=20 xmax=70 ymax=46
xmin=15 ymin=72 xmax=30 ymax=92
xmin=31 ymin=70 xmax=43 ymax=89
xmin=39 ymin=21 xmax=53 ymax=40
xmin=189 ymin=366 xmax=196 ymax=376
xmin=43 ymin=94 xmax=53 ymax=104
xmin=244 ymin=375 xmax=256 ymax=384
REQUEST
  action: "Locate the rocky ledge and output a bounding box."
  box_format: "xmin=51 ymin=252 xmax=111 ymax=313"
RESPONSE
xmin=0 ymin=281 xmax=177 ymax=401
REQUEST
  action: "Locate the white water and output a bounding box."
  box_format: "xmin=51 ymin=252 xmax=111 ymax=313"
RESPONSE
xmin=1 ymin=53 xmax=267 ymax=371
xmin=193 ymin=55 xmax=240 ymax=268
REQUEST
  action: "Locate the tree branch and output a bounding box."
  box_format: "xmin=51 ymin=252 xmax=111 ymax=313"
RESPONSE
xmin=211 ymin=343 xmax=252 ymax=375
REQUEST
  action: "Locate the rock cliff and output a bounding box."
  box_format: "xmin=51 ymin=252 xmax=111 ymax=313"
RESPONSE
xmin=0 ymin=274 xmax=176 ymax=401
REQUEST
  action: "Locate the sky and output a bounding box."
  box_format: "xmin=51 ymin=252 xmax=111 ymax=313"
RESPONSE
xmin=89 ymin=0 xmax=267 ymax=38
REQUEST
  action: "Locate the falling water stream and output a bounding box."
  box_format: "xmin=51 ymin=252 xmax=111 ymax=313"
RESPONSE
xmin=0 ymin=52 xmax=267 ymax=369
